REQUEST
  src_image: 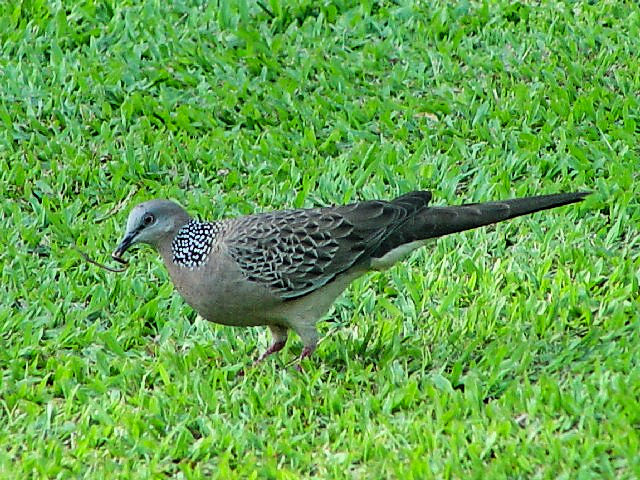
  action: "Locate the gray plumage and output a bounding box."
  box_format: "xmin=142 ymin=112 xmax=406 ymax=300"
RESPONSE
xmin=112 ymin=190 xmax=589 ymax=367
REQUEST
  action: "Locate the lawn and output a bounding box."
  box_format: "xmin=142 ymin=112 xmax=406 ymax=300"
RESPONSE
xmin=1 ymin=0 xmax=639 ymax=478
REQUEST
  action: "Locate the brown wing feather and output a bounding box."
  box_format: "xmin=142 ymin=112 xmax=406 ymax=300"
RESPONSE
xmin=225 ymin=191 xmax=432 ymax=299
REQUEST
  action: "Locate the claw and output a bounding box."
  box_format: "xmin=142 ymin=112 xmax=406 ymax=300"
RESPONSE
xmin=252 ymin=339 xmax=287 ymax=366
xmin=294 ymin=345 xmax=316 ymax=372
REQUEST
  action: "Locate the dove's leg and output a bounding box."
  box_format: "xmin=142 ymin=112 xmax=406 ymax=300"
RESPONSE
xmin=294 ymin=324 xmax=319 ymax=370
xmin=253 ymin=325 xmax=288 ymax=365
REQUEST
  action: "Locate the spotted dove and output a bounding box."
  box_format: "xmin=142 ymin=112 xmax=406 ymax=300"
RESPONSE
xmin=112 ymin=191 xmax=588 ymax=367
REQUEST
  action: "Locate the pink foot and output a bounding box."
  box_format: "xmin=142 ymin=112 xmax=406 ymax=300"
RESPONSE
xmin=295 ymin=345 xmax=316 ymax=372
xmin=253 ymin=339 xmax=287 ymax=366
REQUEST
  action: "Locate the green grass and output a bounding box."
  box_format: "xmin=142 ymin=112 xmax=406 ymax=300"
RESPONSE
xmin=1 ymin=0 xmax=639 ymax=477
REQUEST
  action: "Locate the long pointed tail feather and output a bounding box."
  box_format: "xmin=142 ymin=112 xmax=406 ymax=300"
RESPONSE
xmin=419 ymin=192 xmax=590 ymax=239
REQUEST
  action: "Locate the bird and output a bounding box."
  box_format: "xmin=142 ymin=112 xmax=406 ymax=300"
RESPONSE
xmin=112 ymin=190 xmax=589 ymax=367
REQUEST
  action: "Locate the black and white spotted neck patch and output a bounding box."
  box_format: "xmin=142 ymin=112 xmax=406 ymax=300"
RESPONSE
xmin=172 ymin=220 xmax=218 ymax=269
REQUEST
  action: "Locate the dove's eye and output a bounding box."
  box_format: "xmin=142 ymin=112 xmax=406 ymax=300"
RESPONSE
xmin=143 ymin=213 xmax=155 ymax=226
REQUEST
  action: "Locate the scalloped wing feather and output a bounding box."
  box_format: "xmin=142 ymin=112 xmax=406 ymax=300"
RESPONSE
xmin=225 ymin=192 xmax=432 ymax=300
